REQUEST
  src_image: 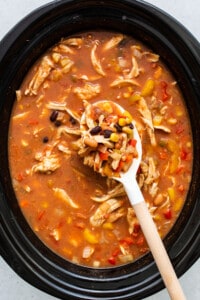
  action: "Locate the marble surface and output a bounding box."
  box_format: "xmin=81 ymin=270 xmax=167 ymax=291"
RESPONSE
xmin=0 ymin=0 xmax=199 ymax=299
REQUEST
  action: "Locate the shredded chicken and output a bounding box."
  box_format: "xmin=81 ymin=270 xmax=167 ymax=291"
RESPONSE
xmin=102 ymin=34 xmax=124 ymax=51
xmin=91 ymin=183 xmax=125 ymax=202
xmin=110 ymin=77 xmax=140 ymax=88
xmin=91 ymin=43 xmax=106 ymax=76
xmin=90 ymin=199 xmax=124 ymax=227
xmin=53 ymin=187 xmax=79 ymax=208
xmin=137 ymin=97 xmax=156 ymax=146
xmin=25 ymin=56 xmax=54 ymax=96
xmin=73 ymin=82 xmax=101 ymax=100
xmin=32 ymin=152 xmax=60 ymax=174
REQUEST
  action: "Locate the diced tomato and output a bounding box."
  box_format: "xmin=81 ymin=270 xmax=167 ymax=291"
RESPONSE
xmin=175 ymin=124 xmax=184 ymax=134
xmin=37 ymin=210 xmax=45 ymax=221
xmin=159 ymin=149 xmax=168 ymax=160
xmin=180 ymin=148 xmax=188 ymax=160
xmin=99 ymin=152 xmax=109 ymax=161
xmin=116 ymin=160 xmax=125 ymax=173
xmin=177 ymin=184 xmax=184 ymax=193
xmin=16 ymin=172 xmax=25 ymax=182
xmin=129 ymin=139 xmax=137 ymax=147
xmin=164 ymin=209 xmax=172 ymax=220
xmin=136 ymin=235 xmax=144 ymax=246
xmin=108 ymin=256 xmax=116 ymax=265
xmin=120 ymin=236 xmax=135 ymax=245
xmin=28 ymin=119 xmax=39 ymax=125
xmin=160 ymin=81 xmax=169 ymax=101
xmin=133 ymin=223 xmax=140 ymax=233
xmin=112 ymin=248 xmax=120 ymax=257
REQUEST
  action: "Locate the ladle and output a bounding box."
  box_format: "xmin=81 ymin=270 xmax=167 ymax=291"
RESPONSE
xmin=81 ymin=100 xmax=186 ymax=300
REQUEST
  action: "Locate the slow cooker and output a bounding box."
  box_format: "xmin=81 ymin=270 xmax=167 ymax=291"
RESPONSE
xmin=0 ymin=1 xmax=200 ymax=299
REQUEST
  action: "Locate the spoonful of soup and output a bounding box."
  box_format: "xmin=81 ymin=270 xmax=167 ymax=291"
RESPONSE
xmin=78 ymin=100 xmax=186 ymax=300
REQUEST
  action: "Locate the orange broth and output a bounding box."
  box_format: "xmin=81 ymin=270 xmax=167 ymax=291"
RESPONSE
xmin=9 ymin=31 xmax=193 ymax=267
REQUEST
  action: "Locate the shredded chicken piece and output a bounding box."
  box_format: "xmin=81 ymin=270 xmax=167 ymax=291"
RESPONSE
xmin=91 ymin=183 xmax=125 ymax=202
xmin=73 ymin=82 xmax=101 ymax=100
xmin=138 ymin=97 xmax=156 ymax=146
xmin=106 ymin=207 xmax=125 ymax=223
xmin=56 ymin=126 xmax=81 ymax=138
xmin=110 ymin=77 xmax=140 ymax=88
xmin=154 ymin=124 xmax=171 ymax=133
xmin=127 ymin=207 xmax=137 ymax=234
xmin=57 ymin=142 xmax=71 ymax=154
xmin=62 ymin=37 xmax=83 ymax=48
xmin=53 ymin=187 xmax=79 ymax=208
xmin=91 ymin=43 xmax=106 ymax=76
xmin=32 ymin=153 xmax=60 ymax=174
xmin=25 ymin=56 xmax=54 ymax=96
xmin=138 ymin=158 xmax=160 ymax=197
xmin=124 ymin=56 xmax=140 ymax=78
xmin=102 ymin=34 xmax=124 ymax=51
xmin=90 ymin=199 xmax=123 ymax=227
xmin=144 ymin=52 xmax=159 ymax=62
xmin=52 ymin=44 xmax=75 ymax=54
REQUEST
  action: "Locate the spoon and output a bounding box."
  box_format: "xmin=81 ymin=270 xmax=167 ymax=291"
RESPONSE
xmin=111 ymin=101 xmax=186 ymax=300
xmin=81 ymin=100 xmax=186 ymax=300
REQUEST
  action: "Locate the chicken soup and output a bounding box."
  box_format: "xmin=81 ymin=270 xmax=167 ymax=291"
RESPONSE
xmin=9 ymin=31 xmax=193 ymax=267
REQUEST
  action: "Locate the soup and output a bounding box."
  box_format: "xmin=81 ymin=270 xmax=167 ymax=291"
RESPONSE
xmin=9 ymin=31 xmax=193 ymax=267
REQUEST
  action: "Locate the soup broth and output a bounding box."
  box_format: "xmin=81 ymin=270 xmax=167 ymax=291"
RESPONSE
xmin=9 ymin=31 xmax=193 ymax=267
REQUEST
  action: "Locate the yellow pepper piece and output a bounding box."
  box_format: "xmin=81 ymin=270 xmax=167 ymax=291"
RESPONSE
xmin=174 ymin=197 xmax=183 ymax=212
xmin=141 ymin=78 xmax=155 ymax=97
xmin=102 ymin=222 xmax=114 ymax=230
xmin=83 ymin=228 xmax=99 ymax=244
xmin=154 ymin=66 xmax=162 ymax=79
xmin=122 ymin=126 xmax=133 ymax=135
xmin=168 ymin=187 xmax=175 ymax=201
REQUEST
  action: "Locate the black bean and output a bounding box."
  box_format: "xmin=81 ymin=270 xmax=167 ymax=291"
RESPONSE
xmin=54 ymin=120 xmax=62 ymax=127
xmin=128 ymin=123 xmax=134 ymax=129
xmin=103 ymin=129 xmax=113 ymax=138
xmin=90 ymin=125 xmax=102 ymax=135
xmin=50 ymin=110 xmax=58 ymax=122
xmin=69 ymin=116 xmax=77 ymax=125
xmin=114 ymin=123 xmax=122 ymax=132
xmin=43 ymin=136 xmax=49 ymax=143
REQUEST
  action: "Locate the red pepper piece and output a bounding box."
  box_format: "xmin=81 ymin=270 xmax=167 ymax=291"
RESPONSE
xmin=108 ymin=256 xmax=116 ymax=265
xmin=164 ymin=209 xmax=172 ymax=220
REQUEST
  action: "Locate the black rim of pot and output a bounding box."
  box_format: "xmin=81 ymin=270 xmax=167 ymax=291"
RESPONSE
xmin=0 ymin=1 xmax=200 ymax=299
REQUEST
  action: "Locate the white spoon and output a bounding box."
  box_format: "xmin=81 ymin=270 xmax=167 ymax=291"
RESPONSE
xmin=110 ymin=101 xmax=186 ymax=300
xmin=81 ymin=100 xmax=186 ymax=300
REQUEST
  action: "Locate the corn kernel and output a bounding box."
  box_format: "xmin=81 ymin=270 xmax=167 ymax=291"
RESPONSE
xmin=129 ymin=93 xmax=141 ymax=104
xmin=110 ymin=133 xmax=119 ymax=142
xmin=118 ymin=118 xmax=127 ymax=126
xmin=102 ymin=102 xmax=113 ymax=114
xmin=141 ymin=78 xmax=155 ymax=97
xmin=123 ymin=110 xmax=133 ymax=122
xmin=122 ymin=126 xmax=133 ymax=135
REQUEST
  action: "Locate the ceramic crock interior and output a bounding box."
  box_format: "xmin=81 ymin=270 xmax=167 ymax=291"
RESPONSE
xmin=0 ymin=1 xmax=200 ymax=299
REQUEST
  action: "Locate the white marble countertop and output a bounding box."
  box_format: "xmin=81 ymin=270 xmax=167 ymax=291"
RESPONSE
xmin=0 ymin=0 xmax=199 ymax=299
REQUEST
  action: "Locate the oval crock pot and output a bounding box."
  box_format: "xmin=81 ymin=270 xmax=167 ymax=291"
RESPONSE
xmin=0 ymin=0 xmax=200 ymax=299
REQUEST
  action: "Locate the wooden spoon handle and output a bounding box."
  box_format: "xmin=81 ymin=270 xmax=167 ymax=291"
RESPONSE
xmin=134 ymin=200 xmax=186 ymax=300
